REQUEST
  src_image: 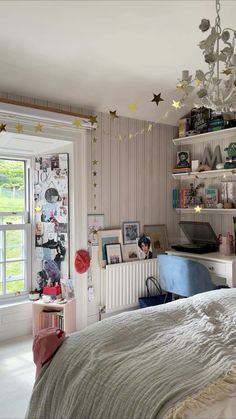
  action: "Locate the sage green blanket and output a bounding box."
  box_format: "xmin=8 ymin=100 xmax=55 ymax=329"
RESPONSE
xmin=26 ymin=288 xmax=236 ymax=419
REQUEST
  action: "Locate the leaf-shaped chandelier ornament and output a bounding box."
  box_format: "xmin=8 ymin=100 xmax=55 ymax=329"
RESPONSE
xmin=176 ymin=0 xmax=236 ymax=112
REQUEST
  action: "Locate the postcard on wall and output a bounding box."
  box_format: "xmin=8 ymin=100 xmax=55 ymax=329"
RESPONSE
xmin=88 ymin=214 xmax=105 ymax=246
xmin=205 ymin=188 xmax=218 ymax=208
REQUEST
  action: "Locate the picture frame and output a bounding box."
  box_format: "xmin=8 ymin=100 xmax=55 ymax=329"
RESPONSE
xmin=122 ymin=221 xmax=140 ymax=244
xmin=205 ymin=188 xmax=218 ymax=208
xmin=87 ymin=214 xmax=105 ymax=246
xmin=122 ymin=244 xmax=139 ymax=262
xmin=143 ymin=225 xmax=169 ymax=257
xmin=136 ymin=235 xmax=153 ymax=259
xmin=97 ymin=229 xmax=123 ymax=268
xmin=105 ymin=243 xmax=123 ymax=265
xmin=176 ymin=150 xmax=190 ymax=168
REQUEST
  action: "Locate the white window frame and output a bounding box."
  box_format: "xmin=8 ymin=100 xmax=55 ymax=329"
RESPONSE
xmin=0 ymin=157 xmax=32 ymax=301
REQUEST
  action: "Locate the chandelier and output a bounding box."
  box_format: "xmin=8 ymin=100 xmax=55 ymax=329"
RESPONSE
xmin=176 ymin=0 xmax=236 ymax=113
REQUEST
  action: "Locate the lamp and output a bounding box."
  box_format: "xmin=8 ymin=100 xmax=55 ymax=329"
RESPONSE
xmin=176 ymin=0 xmax=236 ymax=113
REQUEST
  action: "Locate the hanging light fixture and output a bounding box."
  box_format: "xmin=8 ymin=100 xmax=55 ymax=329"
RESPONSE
xmin=176 ymin=0 xmax=236 ymax=113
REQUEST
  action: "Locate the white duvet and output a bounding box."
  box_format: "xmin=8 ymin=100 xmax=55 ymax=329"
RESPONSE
xmin=26 ymin=288 xmax=236 ymax=419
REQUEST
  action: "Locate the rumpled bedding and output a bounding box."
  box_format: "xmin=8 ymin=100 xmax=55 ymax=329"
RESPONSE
xmin=26 ymin=288 xmax=236 ymax=419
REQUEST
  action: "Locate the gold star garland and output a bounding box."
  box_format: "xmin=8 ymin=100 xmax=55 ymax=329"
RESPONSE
xmin=91 ymin=120 xmax=98 ymax=211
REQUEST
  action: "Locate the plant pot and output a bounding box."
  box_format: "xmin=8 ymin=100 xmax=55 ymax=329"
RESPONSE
xmin=223 ymin=202 xmax=233 ymax=209
xmin=29 ymin=292 xmax=40 ymax=301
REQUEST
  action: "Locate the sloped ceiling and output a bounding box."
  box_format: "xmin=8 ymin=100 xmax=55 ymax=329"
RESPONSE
xmin=0 ymin=0 xmax=236 ymax=125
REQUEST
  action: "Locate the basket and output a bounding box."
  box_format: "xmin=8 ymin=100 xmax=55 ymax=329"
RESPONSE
xmin=138 ymin=276 xmax=171 ymax=308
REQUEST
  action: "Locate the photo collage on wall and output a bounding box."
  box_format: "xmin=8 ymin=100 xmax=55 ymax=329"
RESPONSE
xmin=34 ymin=153 xmax=69 ymax=293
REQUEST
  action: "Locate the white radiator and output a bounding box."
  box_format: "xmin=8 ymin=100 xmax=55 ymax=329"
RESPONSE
xmin=101 ymin=259 xmax=157 ymax=313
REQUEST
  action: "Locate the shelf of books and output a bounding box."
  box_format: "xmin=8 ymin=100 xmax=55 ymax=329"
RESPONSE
xmin=175 ymin=208 xmax=236 ymax=215
xmin=172 ymin=126 xmax=236 ymax=146
xmin=172 ymin=168 xmax=236 ymax=180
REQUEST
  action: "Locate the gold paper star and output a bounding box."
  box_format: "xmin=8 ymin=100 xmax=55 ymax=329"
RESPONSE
xmin=176 ymin=83 xmax=185 ymax=92
xmin=151 ymin=93 xmax=164 ymax=107
xmin=89 ymin=115 xmax=97 ymax=125
xmin=93 ymin=183 xmax=97 ymax=187
xmin=171 ymin=100 xmax=181 ymax=110
xmin=118 ymin=135 xmax=123 ymax=141
xmin=35 ymin=206 xmax=42 ymax=213
xmin=194 ymin=205 xmax=202 ymax=214
xmin=93 ymin=137 xmax=97 ymax=143
xmin=128 ymin=133 xmax=133 ymax=140
xmin=92 ymin=160 xmax=98 ymax=165
xmin=148 ymin=124 xmax=153 ymax=132
xmin=109 ymin=110 xmax=119 ymax=120
xmin=15 ymin=123 xmax=24 ymax=133
xmin=195 ymin=79 xmax=203 ymax=87
xmin=222 ymin=68 xmax=232 ymax=76
xmin=0 ymin=123 xmax=6 ymax=132
xmin=72 ymin=119 xmax=82 ymax=128
xmin=128 ymin=103 xmax=138 ymax=112
xmin=93 ymin=171 xmax=97 ymax=176
xmin=35 ymin=123 xmax=43 ymax=133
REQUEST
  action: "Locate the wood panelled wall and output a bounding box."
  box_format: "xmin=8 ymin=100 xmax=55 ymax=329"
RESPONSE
xmin=0 ymin=91 xmax=180 ymax=243
xmin=87 ymin=112 xmax=179 ymax=241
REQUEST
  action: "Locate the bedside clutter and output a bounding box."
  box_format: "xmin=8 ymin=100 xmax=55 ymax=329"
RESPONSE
xmin=178 ymin=107 xmax=236 ymax=138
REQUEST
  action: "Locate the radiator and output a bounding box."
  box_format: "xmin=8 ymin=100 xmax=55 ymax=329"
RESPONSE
xmin=101 ymin=259 xmax=157 ymax=313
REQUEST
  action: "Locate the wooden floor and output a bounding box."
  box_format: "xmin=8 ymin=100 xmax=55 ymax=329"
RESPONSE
xmin=0 ymin=335 xmax=35 ymax=419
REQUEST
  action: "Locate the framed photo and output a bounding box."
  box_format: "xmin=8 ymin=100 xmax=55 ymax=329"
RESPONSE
xmin=176 ymin=150 xmax=190 ymax=168
xmin=105 ymin=243 xmax=123 ymax=265
xmin=205 ymin=188 xmax=218 ymax=208
xmin=122 ymin=244 xmax=139 ymax=262
xmin=87 ymin=214 xmax=105 ymax=246
xmin=143 ymin=225 xmax=169 ymax=257
xmin=136 ymin=235 xmax=153 ymax=259
xmin=98 ymin=229 xmax=123 ymax=268
xmin=122 ymin=221 xmax=140 ymax=244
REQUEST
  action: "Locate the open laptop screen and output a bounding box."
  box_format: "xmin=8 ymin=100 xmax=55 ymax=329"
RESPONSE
xmin=179 ymin=221 xmax=218 ymax=244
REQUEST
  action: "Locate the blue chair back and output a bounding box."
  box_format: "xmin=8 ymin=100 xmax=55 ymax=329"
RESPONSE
xmin=158 ymin=255 xmax=216 ymax=297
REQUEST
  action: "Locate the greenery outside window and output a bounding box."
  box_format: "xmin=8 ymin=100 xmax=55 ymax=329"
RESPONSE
xmin=0 ymin=158 xmax=31 ymax=300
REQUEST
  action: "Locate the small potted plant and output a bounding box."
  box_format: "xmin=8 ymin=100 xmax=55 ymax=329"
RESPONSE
xmin=29 ymin=289 xmax=40 ymax=301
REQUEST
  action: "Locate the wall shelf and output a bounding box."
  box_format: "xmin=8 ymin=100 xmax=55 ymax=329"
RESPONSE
xmin=172 ymin=126 xmax=236 ymax=146
xmin=175 ymin=208 xmax=236 ymax=215
xmin=172 ymin=168 xmax=236 ymax=180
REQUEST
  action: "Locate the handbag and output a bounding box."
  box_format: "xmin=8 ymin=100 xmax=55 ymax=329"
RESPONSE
xmin=138 ymin=276 xmax=171 ymax=308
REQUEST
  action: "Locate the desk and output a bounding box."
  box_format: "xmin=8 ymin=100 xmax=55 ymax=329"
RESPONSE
xmin=166 ymin=251 xmax=236 ymax=288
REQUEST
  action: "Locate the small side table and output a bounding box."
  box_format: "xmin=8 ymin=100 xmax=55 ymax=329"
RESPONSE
xmin=32 ymin=298 xmax=76 ymax=337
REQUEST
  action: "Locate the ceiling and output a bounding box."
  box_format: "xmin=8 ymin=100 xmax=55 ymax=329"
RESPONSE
xmin=0 ymin=1 xmax=236 ymax=126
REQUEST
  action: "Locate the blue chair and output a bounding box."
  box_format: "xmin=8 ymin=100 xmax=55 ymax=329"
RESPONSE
xmin=158 ymin=254 xmax=223 ymax=298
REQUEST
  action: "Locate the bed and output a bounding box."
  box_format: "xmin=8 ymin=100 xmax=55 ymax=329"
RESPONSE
xmin=26 ymin=288 xmax=236 ymax=419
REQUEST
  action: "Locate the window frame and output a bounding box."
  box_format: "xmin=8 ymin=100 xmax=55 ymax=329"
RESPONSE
xmin=0 ymin=157 xmax=32 ymax=302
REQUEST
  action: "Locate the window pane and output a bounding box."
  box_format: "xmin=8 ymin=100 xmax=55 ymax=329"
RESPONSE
xmin=6 ymin=261 xmax=25 ymax=294
xmin=0 ymin=160 xmax=25 ymax=212
xmin=6 ymin=230 xmax=24 ymax=260
xmin=0 ymin=266 xmax=3 ymax=295
xmin=3 ymin=215 xmax=24 ymax=225
xmin=0 ymin=231 xmax=3 ymax=262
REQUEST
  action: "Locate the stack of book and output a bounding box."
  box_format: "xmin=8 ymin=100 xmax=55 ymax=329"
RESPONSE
xmin=172 ymin=188 xmax=191 ymax=208
xmin=172 ymin=167 xmax=191 ymax=174
xmin=39 ymin=308 xmax=64 ymax=330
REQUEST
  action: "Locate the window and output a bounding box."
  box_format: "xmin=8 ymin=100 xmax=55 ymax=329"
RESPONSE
xmin=0 ymin=158 xmax=31 ymax=300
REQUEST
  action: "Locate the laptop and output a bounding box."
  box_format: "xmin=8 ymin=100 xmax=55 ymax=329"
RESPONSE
xmin=171 ymin=221 xmax=219 ymax=254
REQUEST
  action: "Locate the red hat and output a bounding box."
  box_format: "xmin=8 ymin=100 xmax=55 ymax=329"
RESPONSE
xmin=74 ymin=249 xmax=90 ymax=273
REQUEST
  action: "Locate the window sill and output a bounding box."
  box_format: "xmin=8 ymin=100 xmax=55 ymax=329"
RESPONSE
xmin=0 ymin=296 xmax=31 ymax=309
